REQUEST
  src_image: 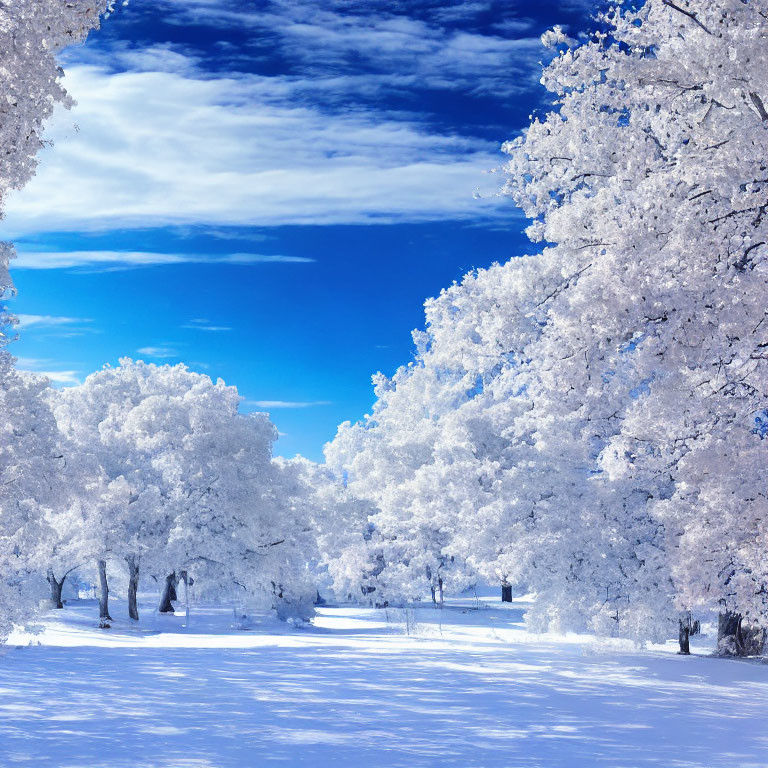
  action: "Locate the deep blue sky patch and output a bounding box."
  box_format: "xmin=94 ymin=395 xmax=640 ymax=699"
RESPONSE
xmin=4 ymin=0 xmax=595 ymax=460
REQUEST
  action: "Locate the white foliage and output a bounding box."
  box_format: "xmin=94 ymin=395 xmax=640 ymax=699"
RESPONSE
xmin=501 ymin=0 xmax=768 ymax=631
xmin=323 ymin=0 xmax=768 ymax=644
xmin=50 ymin=359 xmax=317 ymax=619
xmin=0 ymin=0 xmax=111 ymax=640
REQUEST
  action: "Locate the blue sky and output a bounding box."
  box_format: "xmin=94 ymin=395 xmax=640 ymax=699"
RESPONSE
xmin=4 ymin=0 xmax=594 ymax=460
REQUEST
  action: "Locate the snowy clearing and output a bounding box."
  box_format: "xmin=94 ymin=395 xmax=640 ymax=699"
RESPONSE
xmin=2 ymin=594 xmax=767 ymax=768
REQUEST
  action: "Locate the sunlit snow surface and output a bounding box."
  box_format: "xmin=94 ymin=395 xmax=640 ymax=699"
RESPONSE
xmin=2 ymin=594 xmax=768 ymax=767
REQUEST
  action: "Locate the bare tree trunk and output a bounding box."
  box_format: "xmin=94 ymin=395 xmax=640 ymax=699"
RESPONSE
xmin=126 ymin=555 xmax=140 ymax=621
xmin=426 ymin=565 xmax=435 ymax=605
xmin=438 ymin=577 xmax=444 ymax=607
xmin=97 ymin=559 xmax=112 ymax=627
xmin=678 ymin=618 xmax=690 ymax=655
xmin=717 ymin=611 xmax=743 ymax=656
xmin=158 ymin=572 xmax=177 ymax=613
xmin=47 ymin=569 xmax=65 ymax=609
xmin=501 ymin=581 xmax=513 ymax=602
xmin=181 ymin=570 xmax=191 ymax=627
xmin=717 ymin=611 xmax=765 ymax=657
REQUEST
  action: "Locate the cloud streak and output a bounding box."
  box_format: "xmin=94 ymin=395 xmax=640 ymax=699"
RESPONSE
xmin=12 ymin=249 xmax=315 ymax=270
xmin=247 ymin=400 xmax=332 ymax=409
xmin=182 ymin=318 xmax=232 ymax=332
xmin=137 ymin=346 xmax=179 ymax=358
xmin=15 ymin=314 xmax=93 ymax=329
xmin=15 ymin=358 xmax=82 ymax=385
xmin=152 ymin=0 xmax=543 ymax=97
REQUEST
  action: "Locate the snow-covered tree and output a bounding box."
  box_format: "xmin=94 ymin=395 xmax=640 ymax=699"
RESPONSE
xmin=292 ymin=457 xmax=381 ymax=604
xmin=0 ymin=364 xmax=66 ymax=640
xmin=325 ymin=358 xmax=480 ymax=607
xmin=330 ymin=243 xmax=677 ymax=641
xmin=502 ymin=0 xmax=768 ymax=651
xmin=161 ymin=392 xmax=317 ymax=621
xmin=51 ymin=359 xmax=317 ymax=622
xmin=0 ymin=0 xmax=112 ymax=211
xmin=0 ymin=0 xmax=112 ymax=639
xmin=323 ymin=1 xmax=768 ymax=653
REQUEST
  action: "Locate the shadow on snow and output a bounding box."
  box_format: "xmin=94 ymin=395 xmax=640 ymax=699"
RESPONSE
xmin=0 ymin=598 xmax=767 ymax=768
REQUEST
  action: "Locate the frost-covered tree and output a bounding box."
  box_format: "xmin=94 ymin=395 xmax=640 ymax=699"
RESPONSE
xmin=51 ymin=360 xmax=317 ymax=623
xmin=331 ymin=245 xmax=677 ymax=641
xmin=0 ymin=0 xmax=112 ymax=204
xmin=325 ymin=359 xmax=479 ymax=606
xmin=292 ymin=457 xmax=381 ymax=603
xmin=161 ymin=393 xmax=317 ymax=622
xmin=51 ymin=362 xmax=177 ymax=621
xmin=0 ymin=0 xmax=112 ymax=639
xmin=325 ymin=1 xmax=767 ymax=652
xmin=0 ymin=364 xmax=65 ymax=639
xmin=502 ymin=0 xmax=768 ymax=651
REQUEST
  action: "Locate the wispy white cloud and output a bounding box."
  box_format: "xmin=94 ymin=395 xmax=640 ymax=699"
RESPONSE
xmin=2 ymin=56 xmax=510 ymax=237
xmin=137 ymin=346 xmax=178 ymax=358
xmin=247 ymin=399 xmax=332 ymax=409
xmin=492 ymin=18 xmax=538 ymax=36
xmin=15 ymin=314 xmax=93 ymax=329
xmin=12 ymin=249 xmax=314 ymax=270
xmin=182 ymin=318 xmax=232 ymax=332
xmin=14 ymin=357 xmax=50 ymax=368
xmin=15 ymin=360 xmax=82 ymax=386
xmin=152 ymin=1 xmax=544 ymax=97
xmin=32 ymin=370 xmax=82 ymax=385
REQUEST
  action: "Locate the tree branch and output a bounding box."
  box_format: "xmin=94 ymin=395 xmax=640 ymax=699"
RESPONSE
xmin=662 ymin=0 xmax=712 ymax=35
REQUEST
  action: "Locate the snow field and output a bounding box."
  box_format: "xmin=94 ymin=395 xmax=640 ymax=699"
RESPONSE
xmin=1 ymin=594 xmax=767 ymax=768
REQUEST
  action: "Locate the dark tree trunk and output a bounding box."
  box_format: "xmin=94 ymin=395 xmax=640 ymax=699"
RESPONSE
xmin=742 ymin=624 xmax=766 ymax=656
xmin=718 ymin=611 xmax=740 ymax=643
xmin=678 ymin=619 xmax=690 ymax=655
xmin=158 ymin=572 xmax=177 ymax=613
xmin=717 ymin=611 xmax=743 ymax=656
xmin=717 ymin=611 xmax=766 ymax=657
xmin=168 ymin=577 xmax=178 ymax=603
xmin=47 ymin=569 xmax=65 ymax=609
xmin=501 ymin=583 xmax=513 ymax=603
xmin=438 ymin=577 xmax=444 ymax=607
xmin=127 ymin=555 xmax=140 ymax=621
xmin=180 ymin=570 xmax=191 ymax=626
xmin=97 ymin=559 xmax=112 ymax=627
xmin=426 ymin=564 xmax=435 ymax=604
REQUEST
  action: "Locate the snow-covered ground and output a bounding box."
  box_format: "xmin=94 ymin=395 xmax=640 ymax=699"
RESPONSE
xmin=1 ymin=594 xmax=767 ymax=768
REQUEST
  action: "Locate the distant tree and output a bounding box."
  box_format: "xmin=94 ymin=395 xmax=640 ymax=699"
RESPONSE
xmin=51 ymin=359 xmax=317 ymax=623
xmin=292 ymin=457 xmax=381 ymax=604
xmin=325 ymin=360 xmax=478 ymax=607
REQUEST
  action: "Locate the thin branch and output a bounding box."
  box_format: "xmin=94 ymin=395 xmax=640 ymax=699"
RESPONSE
xmin=688 ymin=189 xmax=712 ymax=201
xmin=662 ymin=0 xmax=712 ymax=35
xmin=534 ymin=263 xmax=592 ymax=308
